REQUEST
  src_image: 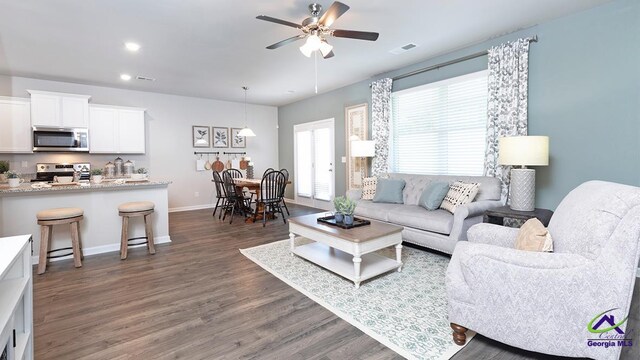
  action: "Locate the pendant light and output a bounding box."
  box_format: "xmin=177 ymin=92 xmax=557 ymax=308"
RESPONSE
xmin=238 ymin=86 xmax=256 ymax=137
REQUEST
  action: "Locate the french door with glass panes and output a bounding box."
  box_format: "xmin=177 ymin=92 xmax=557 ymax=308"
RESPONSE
xmin=294 ymin=118 xmax=335 ymax=210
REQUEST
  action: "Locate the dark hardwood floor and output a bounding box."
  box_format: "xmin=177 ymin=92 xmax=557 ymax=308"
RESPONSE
xmin=33 ymin=204 xmax=640 ymax=359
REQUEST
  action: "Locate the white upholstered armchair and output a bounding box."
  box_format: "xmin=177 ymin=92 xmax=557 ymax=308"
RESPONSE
xmin=446 ymin=181 xmax=640 ymax=360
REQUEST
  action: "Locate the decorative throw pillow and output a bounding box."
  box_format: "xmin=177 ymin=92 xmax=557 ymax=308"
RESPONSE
xmin=439 ymin=181 xmax=480 ymax=213
xmin=419 ymin=182 xmax=450 ymax=211
xmin=515 ymin=218 xmax=554 ymax=252
xmin=372 ymin=178 xmax=406 ymax=204
xmin=361 ymin=177 xmax=377 ymax=200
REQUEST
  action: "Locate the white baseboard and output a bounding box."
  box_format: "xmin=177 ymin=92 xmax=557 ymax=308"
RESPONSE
xmin=31 ymin=235 xmax=171 ymax=265
xmin=169 ymin=204 xmax=215 ymax=213
xmin=283 ymin=197 xmax=297 ymax=204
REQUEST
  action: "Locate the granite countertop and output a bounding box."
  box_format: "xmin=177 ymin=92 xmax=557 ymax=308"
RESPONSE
xmin=0 ymin=179 xmax=171 ymax=195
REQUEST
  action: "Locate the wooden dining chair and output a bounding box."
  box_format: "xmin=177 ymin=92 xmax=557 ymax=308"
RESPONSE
xmin=279 ymin=168 xmax=290 ymax=215
xmin=212 ymin=171 xmax=229 ymax=219
xmin=263 ymin=168 xmax=274 ymax=177
xmin=225 ymin=168 xmax=243 ymax=179
xmin=253 ymin=170 xmax=287 ymax=227
xmin=222 ymin=171 xmax=253 ymax=224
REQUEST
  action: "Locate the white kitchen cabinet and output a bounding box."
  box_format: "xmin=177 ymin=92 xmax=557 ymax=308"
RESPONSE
xmin=0 ymin=97 xmax=32 ymax=153
xmin=28 ymin=90 xmax=90 ymax=128
xmin=89 ymin=105 xmax=145 ymax=154
xmin=0 ymin=235 xmax=34 ymax=360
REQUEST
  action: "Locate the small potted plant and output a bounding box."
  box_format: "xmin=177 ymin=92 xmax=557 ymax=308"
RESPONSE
xmin=0 ymin=160 xmax=9 ymax=182
xmin=90 ymin=168 xmax=104 ymax=183
xmin=333 ymin=196 xmax=346 ymax=222
xmin=6 ymin=171 xmax=22 ymax=188
xmin=342 ymin=198 xmax=357 ymax=226
xmin=131 ymin=167 xmax=148 ymax=180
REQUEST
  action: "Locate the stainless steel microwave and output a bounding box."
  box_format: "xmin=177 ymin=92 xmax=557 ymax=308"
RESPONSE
xmin=32 ymin=127 xmax=89 ymax=152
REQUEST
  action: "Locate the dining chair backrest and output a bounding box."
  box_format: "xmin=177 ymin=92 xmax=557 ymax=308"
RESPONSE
xmin=212 ymin=171 xmax=226 ymax=198
xmin=225 ymin=168 xmax=243 ymax=179
xmin=260 ymin=170 xmax=286 ymax=202
xmin=263 ymin=168 xmax=274 ymax=177
xmin=222 ymin=171 xmax=241 ymax=199
xmin=279 ymin=169 xmax=289 ymax=197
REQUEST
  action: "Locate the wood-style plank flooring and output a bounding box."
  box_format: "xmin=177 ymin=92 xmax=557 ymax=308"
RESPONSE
xmin=33 ymin=204 xmax=640 ymax=359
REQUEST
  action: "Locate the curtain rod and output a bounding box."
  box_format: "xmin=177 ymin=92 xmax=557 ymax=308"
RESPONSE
xmin=370 ymin=35 xmax=538 ymax=85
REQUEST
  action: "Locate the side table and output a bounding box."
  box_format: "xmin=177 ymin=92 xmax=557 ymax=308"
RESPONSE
xmin=483 ymin=205 xmax=554 ymax=227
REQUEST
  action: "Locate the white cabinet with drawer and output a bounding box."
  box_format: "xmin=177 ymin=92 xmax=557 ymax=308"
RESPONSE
xmin=28 ymin=90 xmax=90 ymax=128
xmin=89 ymin=105 xmax=145 ymax=154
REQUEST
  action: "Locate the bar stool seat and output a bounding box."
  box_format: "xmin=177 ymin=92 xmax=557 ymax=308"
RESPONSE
xmin=37 ymin=207 xmax=84 ymax=275
xmin=37 ymin=207 xmax=84 ymax=221
xmin=118 ymin=201 xmax=155 ymax=213
xmin=119 ymin=201 xmax=156 ymax=260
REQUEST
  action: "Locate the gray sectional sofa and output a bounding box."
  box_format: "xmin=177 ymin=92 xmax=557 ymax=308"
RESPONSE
xmin=346 ymin=173 xmax=504 ymax=254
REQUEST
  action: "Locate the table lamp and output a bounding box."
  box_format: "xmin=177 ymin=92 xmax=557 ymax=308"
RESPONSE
xmin=498 ymin=136 xmax=549 ymax=211
xmin=351 ymin=140 xmax=376 ymax=179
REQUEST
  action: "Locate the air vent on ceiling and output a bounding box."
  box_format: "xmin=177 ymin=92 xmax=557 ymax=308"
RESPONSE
xmin=136 ymin=75 xmax=156 ymax=82
xmin=389 ymin=43 xmax=418 ymax=55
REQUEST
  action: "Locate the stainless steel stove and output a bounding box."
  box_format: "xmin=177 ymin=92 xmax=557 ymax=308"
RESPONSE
xmin=32 ymin=163 xmax=91 ymax=182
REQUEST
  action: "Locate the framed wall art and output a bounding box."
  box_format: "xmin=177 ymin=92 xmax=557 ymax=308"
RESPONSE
xmin=345 ymin=103 xmax=369 ymax=190
xmin=192 ymin=125 xmax=210 ymax=148
xmin=230 ymin=128 xmax=246 ymax=148
xmin=212 ymin=127 xmax=229 ymax=148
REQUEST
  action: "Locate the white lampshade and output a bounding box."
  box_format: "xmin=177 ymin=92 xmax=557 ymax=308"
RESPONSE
xmin=351 ymin=140 xmax=376 ymax=157
xmin=498 ymin=136 xmax=549 ymax=166
xmin=238 ymin=127 xmax=256 ymax=137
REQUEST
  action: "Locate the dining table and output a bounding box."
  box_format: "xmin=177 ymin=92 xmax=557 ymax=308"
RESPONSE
xmin=234 ymin=178 xmax=291 ymax=223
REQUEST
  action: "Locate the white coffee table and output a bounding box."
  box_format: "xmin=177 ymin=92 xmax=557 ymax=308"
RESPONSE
xmin=288 ymin=213 xmax=403 ymax=288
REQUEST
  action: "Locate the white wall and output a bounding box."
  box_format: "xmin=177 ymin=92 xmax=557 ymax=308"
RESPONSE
xmin=0 ymin=75 xmax=279 ymax=210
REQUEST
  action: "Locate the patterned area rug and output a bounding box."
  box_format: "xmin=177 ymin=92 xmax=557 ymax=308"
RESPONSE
xmin=240 ymin=239 xmax=474 ymax=360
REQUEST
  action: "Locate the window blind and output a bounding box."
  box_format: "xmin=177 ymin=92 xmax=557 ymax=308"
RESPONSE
xmin=389 ymin=70 xmax=488 ymax=176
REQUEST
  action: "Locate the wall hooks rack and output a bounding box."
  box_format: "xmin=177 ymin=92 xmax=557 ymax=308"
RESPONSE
xmin=193 ymin=151 xmax=220 ymax=155
xmin=223 ymin=152 xmax=246 ymax=155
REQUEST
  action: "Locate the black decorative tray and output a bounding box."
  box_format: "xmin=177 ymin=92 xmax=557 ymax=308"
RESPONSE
xmin=317 ymin=215 xmax=371 ymax=229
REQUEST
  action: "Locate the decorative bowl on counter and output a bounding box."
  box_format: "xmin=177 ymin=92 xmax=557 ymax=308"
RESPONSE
xmin=54 ymin=176 xmax=74 ymax=184
xmin=131 ymin=173 xmax=147 ymax=180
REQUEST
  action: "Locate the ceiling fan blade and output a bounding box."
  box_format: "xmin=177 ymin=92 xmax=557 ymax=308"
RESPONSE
xmin=323 ymin=50 xmax=335 ymax=59
xmin=319 ymin=2 xmax=350 ymax=28
xmin=256 ymin=15 xmax=301 ymax=29
xmin=266 ymin=35 xmax=306 ymax=50
xmin=332 ymin=29 xmax=379 ymax=41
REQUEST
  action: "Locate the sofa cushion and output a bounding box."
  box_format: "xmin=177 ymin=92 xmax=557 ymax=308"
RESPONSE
xmin=387 ymin=206 xmax=454 ymax=235
xmin=354 ymin=200 xmax=402 ymax=222
xmin=361 ymin=177 xmax=377 ymax=200
xmin=419 ymin=181 xmax=450 ymax=210
xmin=387 ymin=173 xmax=502 ymax=202
xmin=373 ymin=178 xmax=405 ymax=204
xmin=440 ymin=181 xmax=479 ymax=214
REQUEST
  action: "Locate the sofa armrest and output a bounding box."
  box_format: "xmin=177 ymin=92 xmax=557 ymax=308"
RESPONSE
xmin=448 ymin=200 xmax=503 ymax=241
xmin=467 ymin=223 xmax=520 ymax=248
xmin=346 ymin=189 xmax=362 ymax=201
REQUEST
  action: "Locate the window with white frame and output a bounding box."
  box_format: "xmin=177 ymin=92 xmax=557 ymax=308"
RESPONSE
xmin=389 ymin=70 xmax=488 ymax=176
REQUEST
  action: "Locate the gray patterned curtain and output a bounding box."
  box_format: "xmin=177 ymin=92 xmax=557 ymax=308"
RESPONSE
xmin=484 ymin=37 xmax=533 ymax=201
xmin=371 ymin=78 xmax=393 ymax=177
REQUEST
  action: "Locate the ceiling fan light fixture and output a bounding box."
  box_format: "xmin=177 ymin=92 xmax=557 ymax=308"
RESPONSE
xmin=319 ymin=40 xmax=333 ymax=57
xmin=305 ymin=34 xmax=322 ymax=51
xmin=299 ymin=42 xmax=314 ymax=57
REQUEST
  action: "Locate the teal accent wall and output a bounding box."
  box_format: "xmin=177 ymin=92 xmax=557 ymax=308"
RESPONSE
xmin=279 ymin=0 xmax=640 ymax=209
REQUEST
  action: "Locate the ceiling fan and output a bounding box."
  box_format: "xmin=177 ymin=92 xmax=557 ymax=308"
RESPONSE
xmin=257 ymin=1 xmax=379 ymax=59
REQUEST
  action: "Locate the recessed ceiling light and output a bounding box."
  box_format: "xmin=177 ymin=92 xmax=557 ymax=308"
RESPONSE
xmin=120 ymin=74 xmax=132 ymax=81
xmin=124 ymin=42 xmax=141 ymax=52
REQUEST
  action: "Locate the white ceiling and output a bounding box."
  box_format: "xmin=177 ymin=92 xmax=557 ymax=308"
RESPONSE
xmin=0 ymin=0 xmax=610 ymax=106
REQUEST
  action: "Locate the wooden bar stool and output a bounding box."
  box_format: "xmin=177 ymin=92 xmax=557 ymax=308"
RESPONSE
xmin=37 ymin=207 xmax=84 ymax=275
xmin=118 ymin=201 xmax=156 ymax=260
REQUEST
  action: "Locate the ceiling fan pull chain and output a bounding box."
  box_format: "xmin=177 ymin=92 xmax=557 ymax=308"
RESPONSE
xmin=315 ymin=50 xmax=318 ymax=94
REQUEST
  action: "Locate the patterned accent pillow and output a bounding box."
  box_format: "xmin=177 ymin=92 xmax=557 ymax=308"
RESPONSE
xmin=439 ymin=181 xmax=480 ymax=214
xmin=515 ymin=218 xmax=554 ymax=252
xmin=361 ymin=177 xmax=377 ymax=200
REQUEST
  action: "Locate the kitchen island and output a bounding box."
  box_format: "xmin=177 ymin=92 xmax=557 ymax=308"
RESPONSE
xmin=0 ymin=180 xmax=171 ymax=264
